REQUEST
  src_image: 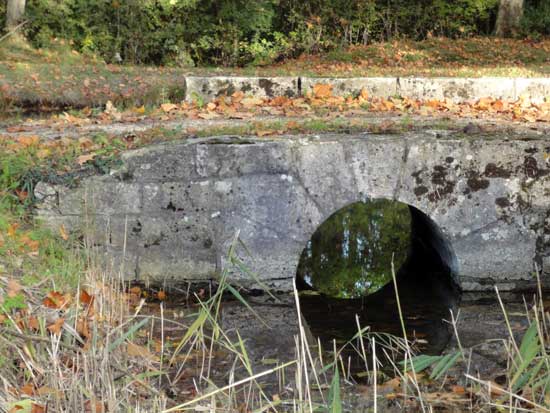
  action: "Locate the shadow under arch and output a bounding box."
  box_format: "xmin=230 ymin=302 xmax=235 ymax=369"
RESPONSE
xmin=296 ymin=198 xmax=461 ymax=366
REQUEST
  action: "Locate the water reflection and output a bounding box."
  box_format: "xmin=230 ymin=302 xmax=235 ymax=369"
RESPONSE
xmin=297 ymin=200 xmax=411 ymax=298
xmin=297 ymin=199 xmax=460 ymax=372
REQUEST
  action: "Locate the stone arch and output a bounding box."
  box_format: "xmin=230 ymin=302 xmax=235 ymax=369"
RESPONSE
xmin=293 ymin=196 xmax=460 ymax=295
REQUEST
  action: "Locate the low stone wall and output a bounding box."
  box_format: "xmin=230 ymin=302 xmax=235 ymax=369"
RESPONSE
xmin=34 ymin=132 xmax=550 ymax=292
xmin=182 ymin=76 xmax=550 ymax=103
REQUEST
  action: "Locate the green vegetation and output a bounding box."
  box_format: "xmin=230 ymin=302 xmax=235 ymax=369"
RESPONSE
xmin=0 ymin=0 xmax=548 ymax=67
xmin=297 ymin=200 xmax=411 ymax=298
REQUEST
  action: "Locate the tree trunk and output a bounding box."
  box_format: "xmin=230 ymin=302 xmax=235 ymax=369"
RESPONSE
xmin=6 ymin=0 xmax=26 ymax=29
xmin=495 ymin=0 xmax=524 ymax=37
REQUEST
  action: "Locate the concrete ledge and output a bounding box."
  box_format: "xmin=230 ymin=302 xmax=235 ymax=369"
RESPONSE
xmin=300 ymin=77 xmax=398 ymax=98
xmin=185 ymin=76 xmax=299 ymax=102
xmin=516 ymin=78 xmax=550 ymax=103
xmin=397 ymin=77 xmax=517 ymax=102
xmin=183 ymin=76 xmax=550 ymax=103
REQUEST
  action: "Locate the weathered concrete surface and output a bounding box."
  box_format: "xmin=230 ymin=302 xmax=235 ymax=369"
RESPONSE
xmin=515 ymin=78 xmax=550 ymax=103
xmin=183 ymin=76 xmax=550 ymax=103
xmin=301 ymin=77 xmax=398 ymax=98
xmin=35 ymin=132 xmax=550 ymax=292
xmin=185 ymin=76 xmax=299 ymax=102
xmin=398 ymin=77 xmax=517 ymax=102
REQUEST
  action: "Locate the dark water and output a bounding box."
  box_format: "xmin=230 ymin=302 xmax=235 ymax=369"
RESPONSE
xmin=297 ymin=199 xmax=460 ymax=371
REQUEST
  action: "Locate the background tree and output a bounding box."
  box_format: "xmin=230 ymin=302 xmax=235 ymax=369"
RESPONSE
xmin=495 ymin=0 xmax=524 ymax=36
xmin=6 ymin=0 xmax=26 ymax=29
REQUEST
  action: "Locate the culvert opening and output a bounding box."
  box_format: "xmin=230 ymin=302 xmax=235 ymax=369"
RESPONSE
xmin=296 ymin=199 xmax=460 ymax=374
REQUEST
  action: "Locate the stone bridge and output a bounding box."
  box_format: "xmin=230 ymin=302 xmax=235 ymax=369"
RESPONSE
xmin=35 ymin=132 xmax=550 ymax=292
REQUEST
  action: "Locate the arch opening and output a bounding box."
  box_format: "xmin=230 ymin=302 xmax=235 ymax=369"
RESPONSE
xmin=296 ymin=199 xmax=461 ymax=371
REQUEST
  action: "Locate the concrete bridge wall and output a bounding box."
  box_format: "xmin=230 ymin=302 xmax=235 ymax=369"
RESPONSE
xmin=35 ymin=133 xmax=550 ymax=292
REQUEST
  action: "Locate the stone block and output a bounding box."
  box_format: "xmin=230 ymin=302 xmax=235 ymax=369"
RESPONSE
xmin=515 ymin=78 xmax=550 ymax=103
xmin=185 ymin=76 xmax=299 ymax=102
xmin=300 ymin=77 xmax=397 ymax=98
xmin=398 ymin=78 xmax=516 ymax=102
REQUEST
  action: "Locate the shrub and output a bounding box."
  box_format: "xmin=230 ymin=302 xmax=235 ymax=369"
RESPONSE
xmin=521 ymin=0 xmax=550 ymax=36
xmin=10 ymin=0 xmax=545 ymax=66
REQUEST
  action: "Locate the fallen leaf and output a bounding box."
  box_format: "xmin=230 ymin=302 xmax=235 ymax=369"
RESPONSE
xmin=241 ymin=97 xmax=264 ymax=107
xmin=198 ymin=112 xmax=220 ymax=120
xmin=157 ymin=290 xmax=167 ymax=301
xmin=30 ymin=403 xmax=45 ymax=413
xmin=20 ymin=383 xmax=34 ymax=396
xmin=76 ymin=153 xmax=97 ymax=166
xmin=15 ymin=188 xmax=28 ymax=201
xmin=161 ymin=103 xmax=178 ymax=113
xmin=43 ymin=291 xmax=71 ymax=309
xmin=256 ymin=129 xmax=276 ymax=137
xmin=127 ymin=341 xmax=159 ymax=361
xmin=35 ymin=149 xmax=51 ymax=159
xmin=84 ymin=399 xmax=106 ymax=413
xmin=312 ymin=83 xmax=332 ymax=99
xmin=17 ymin=135 xmax=40 ymax=147
xmin=47 ymin=317 xmax=65 ymax=335
xmin=59 ymin=224 xmax=69 ymax=241
xmin=78 ymin=137 xmax=94 ymax=150
xmin=80 ymin=289 xmax=94 ymax=306
xmin=7 ymin=279 xmax=22 ymax=298
xmin=27 ymin=316 xmax=39 ymax=331
xmin=7 ymin=223 xmax=19 ymax=237
xmin=129 ymin=286 xmax=141 ymax=295
xmin=76 ymin=318 xmax=90 ymax=339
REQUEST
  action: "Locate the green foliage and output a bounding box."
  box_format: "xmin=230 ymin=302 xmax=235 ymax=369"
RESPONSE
xmin=327 ymin=367 xmax=342 ymax=413
xmin=0 ymin=294 xmax=27 ymax=315
xmin=14 ymin=0 xmax=521 ymax=67
xmin=297 ymin=200 xmax=411 ymax=299
xmin=521 ymin=0 xmax=550 ymax=36
xmin=401 ymin=350 xmax=461 ymax=378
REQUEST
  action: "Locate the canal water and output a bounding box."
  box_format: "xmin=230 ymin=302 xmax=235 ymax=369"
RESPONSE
xmin=297 ymin=200 xmax=460 ymax=364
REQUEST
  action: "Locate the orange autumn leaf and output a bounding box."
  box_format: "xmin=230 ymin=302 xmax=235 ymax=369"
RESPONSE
xmin=80 ymin=289 xmax=94 ymax=306
xmin=426 ymin=99 xmax=441 ymax=109
xmin=76 ymin=153 xmax=97 ymax=166
xmin=312 ymin=83 xmax=332 ymax=99
xmin=59 ymin=224 xmax=69 ymax=241
xmin=47 ymin=317 xmax=65 ymax=335
xmin=15 ymin=189 xmax=28 ymax=202
xmin=127 ymin=341 xmax=159 ymax=361
xmin=18 ymin=235 xmax=40 ymax=252
xmin=256 ymin=129 xmax=276 ymax=137
xmin=43 ymin=291 xmax=71 ymax=309
xmin=20 ymin=383 xmax=34 ymax=396
xmin=76 ymin=318 xmax=90 ymax=339
xmin=16 ymin=135 xmax=40 ymax=147
xmin=78 ymin=137 xmax=94 ymax=150
xmin=7 ymin=223 xmax=19 ymax=237
xmin=492 ymin=99 xmax=505 ymax=111
xmin=129 ymin=286 xmax=141 ymax=295
xmin=160 ymin=103 xmax=178 ymax=113
xmin=31 ymin=404 xmax=45 ymax=413
xmin=157 ymin=290 xmax=167 ymax=301
xmin=27 ymin=316 xmax=40 ymax=331
xmin=7 ymin=279 xmax=22 ymax=298
xmin=84 ymin=399 xmax=106 ymax=413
